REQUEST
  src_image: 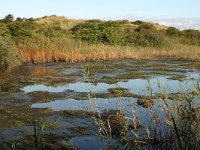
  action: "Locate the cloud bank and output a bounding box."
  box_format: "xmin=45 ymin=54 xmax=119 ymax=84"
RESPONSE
xmin=106 ymin=16 xmax=200 ymax=30
xmin=152 ymin=18 xmax=200 ymax=30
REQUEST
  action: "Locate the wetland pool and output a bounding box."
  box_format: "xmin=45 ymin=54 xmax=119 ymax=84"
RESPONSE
xmin=0 ymin=59 xmax=199 ymax=149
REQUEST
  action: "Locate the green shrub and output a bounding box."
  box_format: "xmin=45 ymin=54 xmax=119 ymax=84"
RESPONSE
xmin=70 ymin=21 xmax=121 ymax=44
xmin=0 ymin=36 xmax=21 ymax=71
xmin=124 ymin=31 xmax=169 ymax=48
xmin=85 ymin=19 xmax=102 ymax=23
xmin=166 ymin=27 xmax=180 ymax=36
xmin=3 ymin=14 xmax=14 ymax=23
xmin=16 ymin=17 xmax=24 ymax=22
xmin=0 ymin=23 xmax=10 ymax=36
xmin=132 ymin=20 xmax=144 ymax=25
xmin=44 ymin=26 xmax=68 ymax=37
xmin=7 ymin=21 xmax=36 ymax=37
xmin=136 ymin=23 xmax=155 ymax=32
xmin=116 ymin=20 xmax=130 ymax=24
xmin=6 ymin=20 xmax=68 ymax=39
xmin=180 ymin=29 xmax=200 ymax=46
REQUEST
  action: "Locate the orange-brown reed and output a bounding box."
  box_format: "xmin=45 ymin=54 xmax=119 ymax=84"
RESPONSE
xmin=16 ymin=36 xmax=200 ymax=64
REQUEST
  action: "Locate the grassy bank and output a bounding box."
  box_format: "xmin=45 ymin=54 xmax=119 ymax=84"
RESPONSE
xmin=17 ymin=35 xmax=200 ymax=63
xmin=0 ymin=14 xmax=200 ymax=70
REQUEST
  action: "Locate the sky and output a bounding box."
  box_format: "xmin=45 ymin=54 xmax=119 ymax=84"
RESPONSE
xmin=1 ymin=0 xmax=200 ymax=29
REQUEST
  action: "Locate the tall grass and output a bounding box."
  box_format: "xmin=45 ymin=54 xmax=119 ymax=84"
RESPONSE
xmin=94 ymin=86 xmax=200 ymax=149
xmin=17 ymin=34 xmax=200 ymax=64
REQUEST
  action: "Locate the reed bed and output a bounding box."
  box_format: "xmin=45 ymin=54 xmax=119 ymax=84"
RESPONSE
xmin=17 ymin=36 xmax=200 ymax=64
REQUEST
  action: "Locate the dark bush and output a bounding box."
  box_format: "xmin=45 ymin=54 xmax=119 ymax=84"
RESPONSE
xmin=16 ymin=17 xmax=23 ymax=22
xmin=3 ymin=14 xmax=14 ymax=22
xmin=166 ymin=27 xmax=180 ymax=36
xmin=132 ymin=20 xmax=144 ymax=25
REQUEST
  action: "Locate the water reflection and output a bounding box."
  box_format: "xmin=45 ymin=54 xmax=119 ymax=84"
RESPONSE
xmin=31 ymin=97 xmax=138 ymax=111
xmin=31 ymin=97 xmax=166 ymax=128
xmin=21 ymin=82 xmax=116 ymax=93
xmin=22 ymin=76 xmax=197 ymax=95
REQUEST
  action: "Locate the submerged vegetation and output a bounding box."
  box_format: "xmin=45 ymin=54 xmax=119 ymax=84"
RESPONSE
xmin=0 ymin=14 xmax=200 ymax=70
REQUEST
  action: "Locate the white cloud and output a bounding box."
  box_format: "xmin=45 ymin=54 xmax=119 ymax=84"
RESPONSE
xmin=123 ymin=16 xmax=200 ymax=30
xmin=150 ymin=18 xmax=200 ymax=30
xmin=90 ymin=15 xmax=200 ymax=30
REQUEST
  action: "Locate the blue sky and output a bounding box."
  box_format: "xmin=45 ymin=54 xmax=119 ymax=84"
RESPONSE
xmin=1 ymin=0 xmax=200 ymax=29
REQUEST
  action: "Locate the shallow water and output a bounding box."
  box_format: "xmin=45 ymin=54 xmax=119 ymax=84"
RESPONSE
xmin=32 ymin=97 xmax=138 ymax=111
xmin=31 ymin=97 xmax=167 ymax=127
xmin=66 ymin=136 xmax=124 ymax=150
xmin=21 ymin=82 xmax=116 ymax=93
xmin=0 ymin=59 xmax=200 ymax=149
xmin=22 ymin=75 xmax=197 ymax=95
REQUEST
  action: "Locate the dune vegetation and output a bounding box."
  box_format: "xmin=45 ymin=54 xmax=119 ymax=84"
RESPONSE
xmin=0 ymin=14 xmax=200 ymax=71
xmin=0 ymin=36 xmax=21 ymax=71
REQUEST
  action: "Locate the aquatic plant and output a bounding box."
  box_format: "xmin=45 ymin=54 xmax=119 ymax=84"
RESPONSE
xmin=34 ymin=121 xmax=44 ymax=150
xmin=34 ymin=119 xmax=59 ymax=150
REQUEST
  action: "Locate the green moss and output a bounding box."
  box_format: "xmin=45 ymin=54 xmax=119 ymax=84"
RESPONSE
xmin=96 ymin=77 xmax=119 ymax=84
xmin=33 ymin=77 xmax=76 ymax=87
xmin=115 ymin=71 xmax=173 ymax=79
xmin=97 ymin=69 xmax=173 ymax=83
xmin=116 ymin=72 xmax=147 ymax=79
xmin=168 ymin=75 xmax=187 ymax=81
xmin=182 ymin=62 xmax=200 ymax=70
xmin=0 ymin=106 xmax=52 ymax=129
xmin=28 ymin=91 xmax=61 ymax=103
xmin=151 ymin=67 xmax=188 ymax=73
